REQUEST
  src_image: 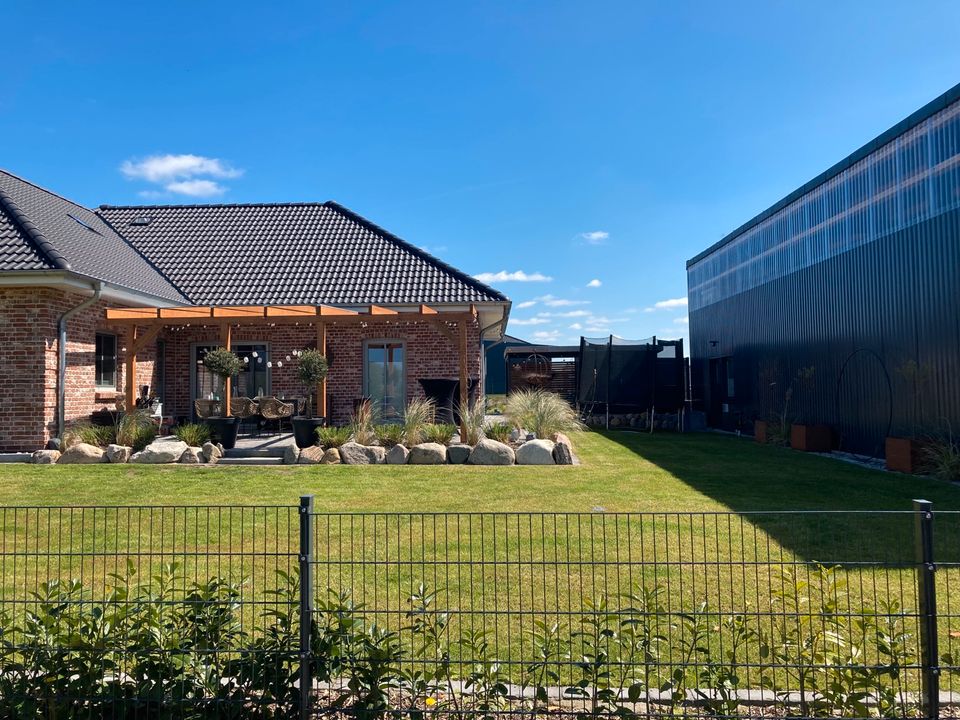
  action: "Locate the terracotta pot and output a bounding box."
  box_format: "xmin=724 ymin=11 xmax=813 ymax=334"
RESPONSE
xmin=885 ymin=436 xmax=921 ymax=473
xmin=790 ymin=424 xmax=832 ymax=453
xmin=754 ymin=420 xmax=768 ymax=444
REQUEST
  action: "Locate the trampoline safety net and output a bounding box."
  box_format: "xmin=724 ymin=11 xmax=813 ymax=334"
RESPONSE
xmin=577 ymin=335 xmax=685 ymax=414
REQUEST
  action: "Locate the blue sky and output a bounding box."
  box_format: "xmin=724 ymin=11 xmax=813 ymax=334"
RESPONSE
xmin=4 ymin=2 xmax=960 ymax=346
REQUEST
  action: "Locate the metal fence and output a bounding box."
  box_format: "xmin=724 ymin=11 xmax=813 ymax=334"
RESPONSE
xmin=0 ymin=500 xmax=957 ymax=719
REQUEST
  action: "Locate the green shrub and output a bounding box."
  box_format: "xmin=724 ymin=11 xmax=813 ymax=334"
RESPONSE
xmin=504 ymin=389 xmax=583 ymax=439
xmin=402 ymin=397 xmax=435 ymax=446
xmin=115 ymin=410 xmax=157 ymax=451
xmin=421 ymin=423 xmax=457 ymax=446
xmin=175 ymin=422 xmax=211 ymax=447
xmin=62 ymin=422 xmax=113 ymax=448
xmin=485 ymin=421 xmax=512 ymax=444
xmin=374 ymin=423 xmax=405 ymax=448
xmin=919 ymin=435 xmax=960 ymax=482
xmin=316 ymin=425 xmax=352 ymax=449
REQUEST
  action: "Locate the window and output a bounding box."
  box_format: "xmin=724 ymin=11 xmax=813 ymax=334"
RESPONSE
xmin=95 ymin=333 xmax=117 ymax=388
xmin=364 ymin=341 xmax=405 ymax=419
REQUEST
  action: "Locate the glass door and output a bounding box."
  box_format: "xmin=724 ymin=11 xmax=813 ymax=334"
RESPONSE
xmin=193 ymin=344 xmax=269 ymax=412
xmin=364 ymin=341 xmax=405 ymax=419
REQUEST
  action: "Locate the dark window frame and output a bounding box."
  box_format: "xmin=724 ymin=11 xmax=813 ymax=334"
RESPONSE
xmin=95 ymin=333 xmax=118 ymax=389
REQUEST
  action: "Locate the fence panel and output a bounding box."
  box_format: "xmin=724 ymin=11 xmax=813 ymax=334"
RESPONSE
xmin=0 ymin=502 xmax=957 ymax=718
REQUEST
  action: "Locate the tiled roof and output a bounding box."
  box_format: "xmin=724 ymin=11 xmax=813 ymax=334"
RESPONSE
xmin=96 ymin=201 xmax=508 ymax=306
xmin=0 ymin=171 xmax=187 ymax=302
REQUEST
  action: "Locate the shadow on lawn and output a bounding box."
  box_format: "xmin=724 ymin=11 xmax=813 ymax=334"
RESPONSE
xmin=599 ymin=429 xmax=960 ymax=566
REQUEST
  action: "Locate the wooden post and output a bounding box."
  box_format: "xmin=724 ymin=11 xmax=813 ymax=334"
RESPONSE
xmin=221 ymin=323 xmax=232 ymax=417
xmin=125 ymin=326 xmax=137 ymax=412
xmin=318 ymin=322 xmax=327 ymax=419
xmin=458 ymin=320 xmax=468 ymax=441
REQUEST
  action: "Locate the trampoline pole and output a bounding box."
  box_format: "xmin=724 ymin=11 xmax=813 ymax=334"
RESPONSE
xmin=606 ymin=334 xmax=612 ymax=430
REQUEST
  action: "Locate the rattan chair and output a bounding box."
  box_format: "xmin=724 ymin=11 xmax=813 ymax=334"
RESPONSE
xmin=194 ymin=399 xmax=224 ymax=419
xmin=259 ymin=396 xmax=294 ymax=435
xmin=230 ymin=397 xmax=260 ymax=435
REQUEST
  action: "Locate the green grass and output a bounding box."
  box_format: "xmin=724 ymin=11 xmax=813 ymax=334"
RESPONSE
xmin=3 ymin=430 xmax=958 ymax=510
xmin=1 ymin=430 xmax=959 ymax=690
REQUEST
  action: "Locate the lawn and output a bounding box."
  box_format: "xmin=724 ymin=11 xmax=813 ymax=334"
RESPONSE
xmin=3 ymin=429 xmax=958 ymax=511
xmin=1 ymin=430 xmax=958 ymax=693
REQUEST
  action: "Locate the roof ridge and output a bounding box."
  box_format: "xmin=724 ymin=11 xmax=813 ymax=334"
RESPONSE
xmin=322 ymin=201 xmax=509 ymax=303
xmin=98 ymin=201 xmax=330 ymax=211
xmin=0 ymin=183 xmax=71 ymax=271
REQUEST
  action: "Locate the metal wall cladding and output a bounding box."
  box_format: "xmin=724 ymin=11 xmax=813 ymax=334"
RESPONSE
xmin=688 ymin=208 xmax=960 ymax=456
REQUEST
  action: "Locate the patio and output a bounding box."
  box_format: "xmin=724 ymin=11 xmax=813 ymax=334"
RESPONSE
xmin=105 ymin=303 xmax=485 ymax=439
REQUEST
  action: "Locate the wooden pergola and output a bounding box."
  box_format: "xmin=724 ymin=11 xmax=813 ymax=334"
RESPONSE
xmin=105 ymin=303 xmax=478 ymax=438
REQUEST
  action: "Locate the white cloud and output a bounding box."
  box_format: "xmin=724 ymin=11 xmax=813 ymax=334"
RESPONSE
xmin=516 ymin=300 xmax=537 ymax=309
xmin=532 ymin=330 xmax=562 ymax=341
xmin=536 ymin=310 xmax=590 ymax=318
xmin=121 ymin=154 xmax=243 ymax=183
xmin=475 ymin=270 xmax=553 ymax=283
xmin=644 ymin=297 xmax=688 ymax=312
xmin=535 ymin=294 xmax=590 ymax=307
xmin=673 ymin=316 xmax=689 ymax=325
xmin=165 ymin=179 xmax=227 ymax=197
xmin=586 ymin=278 xmax=602 ymax=288
xmin=579 ymin=230 xmax=609 ymax=245
xmin=569 ymin=323 xmax=583 ymax=330
xmin=120 ymin=153 xmax=244 ymax=197
xmin=511 ymin=317 xmax=551 ymax=326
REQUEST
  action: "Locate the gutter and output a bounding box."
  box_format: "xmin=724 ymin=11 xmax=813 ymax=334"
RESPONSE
xmin=57 ymin=281 xmax=102 ymax=440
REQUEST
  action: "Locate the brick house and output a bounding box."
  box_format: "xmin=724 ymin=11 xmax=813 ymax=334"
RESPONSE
xmin=0 ymin=169 xmax=511 ymax=452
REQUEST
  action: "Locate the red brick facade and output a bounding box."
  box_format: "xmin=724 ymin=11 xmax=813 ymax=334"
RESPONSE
xmin=0 ymin=286 xmax=482 ymax=451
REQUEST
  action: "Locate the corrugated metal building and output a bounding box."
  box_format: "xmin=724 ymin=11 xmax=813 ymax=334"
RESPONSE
xmin=687 ymin=82 xmax=960 ymax=457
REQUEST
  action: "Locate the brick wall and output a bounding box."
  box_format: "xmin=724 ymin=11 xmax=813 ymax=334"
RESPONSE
xmin=0 ymin=287 xmax=158 ymax=452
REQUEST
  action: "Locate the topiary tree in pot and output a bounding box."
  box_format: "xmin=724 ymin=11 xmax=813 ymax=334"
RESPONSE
xmin=291 ymin=348 xmax=329 ymax=448
xmin=202 ymin=348 xmax=243 ymax=449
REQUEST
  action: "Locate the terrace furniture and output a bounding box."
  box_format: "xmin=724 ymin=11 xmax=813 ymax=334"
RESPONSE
xmin=259 ymin=396 xmax=295 ymax=435
xmin=194 ymin=399 xmax=224 ymax=419
xmin=231 ymin=397 xmax=260 ymax=435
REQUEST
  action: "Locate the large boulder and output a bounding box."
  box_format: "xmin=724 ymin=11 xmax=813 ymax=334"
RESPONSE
xmin=298 ymin=445 xmax=326 ymax=464
xmin=446 ymin=444 xmax=471 ymax=464
xmin=339 ymin=442 xmax=384 ymax=465
xmin=467 ymin=439 xmax=515 ymax=466
xmin=58 ymin=443 xmax=104 ymax=464
xmin=552 ymin=441 xmax=574 ymax=465
xmin=201 ymin=442 xmax=222 ymax=463
xmin=32 ymin=449 xmax=61 ymax=464
xmin=550 ymin=432 xmax=574 ymax=450
xmin=179 ymin=446 xmax=203 ymax=464
xmin=103 ymin=444 xmax=132 ymax=464
xmin=516 ymin=439 xmax=556 ymax=465
xmin=409 ymin=443 xmax=447 ymax=465
xmin=132 ymin=439 xmax=188 ymax=464
xmin=385 ymin=444 xmax=409 ymax=465
xmin=321 ymin=448 xmax=342 ymax=464
xmin=279 ymin=437 xmax=300 ymax=465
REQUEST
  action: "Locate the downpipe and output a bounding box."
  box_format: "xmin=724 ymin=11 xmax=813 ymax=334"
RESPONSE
xmin=57 ymin=282 xmax=102 ymax=440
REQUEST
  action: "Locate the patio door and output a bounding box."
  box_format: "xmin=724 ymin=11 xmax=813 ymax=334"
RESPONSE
xmin=364 ymin=341 xmax=405 ymax=420
xmin=193 ymin=343 xmax=269 ymax=411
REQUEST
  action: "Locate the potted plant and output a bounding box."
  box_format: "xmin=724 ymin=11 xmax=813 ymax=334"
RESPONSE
xmin=291 ymin=348 xmax=329 ymax=448
xmin=788 ymin=366 xmax=832 ymax=452
xmin=202 ymin=348 xmax=242 ymax=449
xmin=886 ymin=360 xmax=931 ymax=473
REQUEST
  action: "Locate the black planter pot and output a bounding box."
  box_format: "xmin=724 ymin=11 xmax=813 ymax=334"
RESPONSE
xmin=205 ymin=417 xmax=240 ymax=450
xmin=292 ymin=416 xmax=326 ymax=449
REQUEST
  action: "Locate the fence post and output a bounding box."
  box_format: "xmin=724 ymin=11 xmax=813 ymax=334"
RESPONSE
xmin=913 ymin=499 xmax=939 ymax=720
xmin=299 ymin=495 xmax=315 ymax=720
